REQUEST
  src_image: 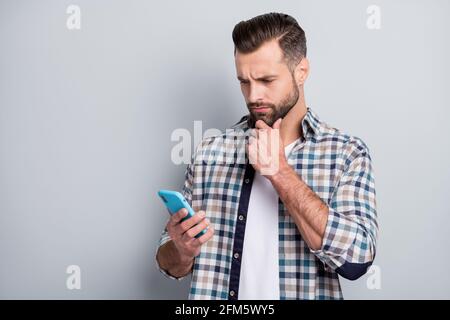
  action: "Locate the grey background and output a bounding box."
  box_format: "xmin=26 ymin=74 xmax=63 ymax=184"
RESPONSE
xmin=1 ymin=0 xmax=449 ymax=299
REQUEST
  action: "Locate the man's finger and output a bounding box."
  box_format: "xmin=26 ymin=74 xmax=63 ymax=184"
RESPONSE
xmin=169 ymin=208 xmax=189 ymax=226
xmin=185 ymin=218 xmax=210 ymax=239
xmin=255 ymin=119 xmax=270 ymax=130
xmin=194 ymin=225 xmax=214 ymax=246
xmin=248 ymin=137 xmax=258 ymax=165
xmin=272 ymin=118 xmax=282 ymax=129
xmin=256 ymin=139 xmax=271 ymax=166
xmin=248 ymin=128 xmax=258 ymax=141
xmin=178 ymin=210 xmax=206 ymax=233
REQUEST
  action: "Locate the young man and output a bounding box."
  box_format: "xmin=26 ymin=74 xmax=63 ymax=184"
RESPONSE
xmin=156 ymin=12 xmax=378 ymax=300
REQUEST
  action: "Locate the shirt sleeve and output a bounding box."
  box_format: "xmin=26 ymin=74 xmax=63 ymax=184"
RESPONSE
xmin=155 ymin=149 xmax=195 ymax=281
xmin=310 ymin=138 xmax=378 ymax=280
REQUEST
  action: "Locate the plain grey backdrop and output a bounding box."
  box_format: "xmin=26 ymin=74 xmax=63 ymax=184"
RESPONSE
xmin=1 ymin=0 xmax=449 ymax=299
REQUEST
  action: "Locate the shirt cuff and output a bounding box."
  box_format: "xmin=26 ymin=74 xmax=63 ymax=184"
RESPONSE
xmin=155 ymin=234 xmax=190 ymax=281
xmin=309 ymin=207 xmax=351 ymax=271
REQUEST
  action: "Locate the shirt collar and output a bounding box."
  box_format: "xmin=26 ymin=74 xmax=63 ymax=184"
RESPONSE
xmin=301 ymin=107 xmax=321 ymax=138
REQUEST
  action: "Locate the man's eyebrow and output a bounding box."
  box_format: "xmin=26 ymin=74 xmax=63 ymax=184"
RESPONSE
xmin=237 ymin=75 xmax=277 ymax=81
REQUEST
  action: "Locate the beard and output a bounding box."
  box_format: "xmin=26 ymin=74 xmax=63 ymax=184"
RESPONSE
xmin=246 ymin=76 xmax=300 ymax=128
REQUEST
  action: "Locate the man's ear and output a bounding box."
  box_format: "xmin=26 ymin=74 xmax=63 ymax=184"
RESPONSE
xmin=294 ymin=57 xmax=309 ymax=85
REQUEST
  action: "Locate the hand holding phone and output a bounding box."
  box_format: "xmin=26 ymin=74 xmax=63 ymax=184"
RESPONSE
xmin=158 ymin=190 xmax=208 ymax=238
xmin=157 ymin=189 xmax=214 ymax=262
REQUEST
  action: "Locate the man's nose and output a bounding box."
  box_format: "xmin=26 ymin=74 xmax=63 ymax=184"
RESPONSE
xmin=247 ymin=82 xmax=265 ymax=103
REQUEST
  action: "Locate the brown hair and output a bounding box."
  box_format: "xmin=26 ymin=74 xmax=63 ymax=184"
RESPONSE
xmin=232 ymin=12 xmax=307 ymax=71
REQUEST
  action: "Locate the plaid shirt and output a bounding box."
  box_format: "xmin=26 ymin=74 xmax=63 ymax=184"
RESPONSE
xmin=156 ymin=107 xmax=378 ymax=300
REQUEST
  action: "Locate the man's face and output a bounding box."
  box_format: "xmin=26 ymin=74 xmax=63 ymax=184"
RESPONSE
xmin=235 ymin=39 xmax=300 ymax=128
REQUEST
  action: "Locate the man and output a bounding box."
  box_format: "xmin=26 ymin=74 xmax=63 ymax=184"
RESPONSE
xmin=156 ymin=12 xmax=378 ymax=300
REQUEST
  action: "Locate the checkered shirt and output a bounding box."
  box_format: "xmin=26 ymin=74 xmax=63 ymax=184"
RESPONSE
xmin=156 ymin=107 xmax=378 ymax=300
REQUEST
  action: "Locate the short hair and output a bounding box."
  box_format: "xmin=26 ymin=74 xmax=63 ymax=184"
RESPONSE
xmin=232 ymin=12 xmax=307 ymax=71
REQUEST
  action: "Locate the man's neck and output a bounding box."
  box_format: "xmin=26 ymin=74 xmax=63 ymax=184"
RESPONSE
xmin=280 ymin=99 xmax=308 ymax=148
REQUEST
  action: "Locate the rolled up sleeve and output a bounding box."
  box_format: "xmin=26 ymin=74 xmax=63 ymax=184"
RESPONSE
xmin=311 ymin=140 xmax=378 ymax=280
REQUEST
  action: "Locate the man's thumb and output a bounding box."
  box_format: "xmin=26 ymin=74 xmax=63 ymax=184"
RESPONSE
xmin=273 ymin=118 xmax=282 ymax=129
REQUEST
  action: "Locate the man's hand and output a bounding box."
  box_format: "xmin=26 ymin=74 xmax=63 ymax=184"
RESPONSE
xmin=166 ymin=208 xmax=214 ymax=263
xmin=247 ymin=118 xmax=289 ymax=178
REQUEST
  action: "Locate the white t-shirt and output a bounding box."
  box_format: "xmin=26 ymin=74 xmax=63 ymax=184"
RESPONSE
xmin=238 ymin=138 xmax=299 ymax=300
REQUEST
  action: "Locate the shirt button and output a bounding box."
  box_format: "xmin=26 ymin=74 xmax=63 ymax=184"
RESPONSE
xmin=244 ymin=178 xmax=250 ymax=184
xmin=238 ymin=215 xmax=244 ymax=221
xmin=233 ymin=252 xmax=240 ymax=259
xmin=229 ymin=290 xmax=235 ymax=297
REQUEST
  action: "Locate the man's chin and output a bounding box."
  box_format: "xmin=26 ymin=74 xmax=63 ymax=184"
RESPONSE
xmin=251 ymin=113 xmax=271 ymax=123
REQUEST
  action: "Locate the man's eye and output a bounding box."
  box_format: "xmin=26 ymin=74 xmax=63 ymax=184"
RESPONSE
xmin=262 ymin=79 xmax=274 ymax=83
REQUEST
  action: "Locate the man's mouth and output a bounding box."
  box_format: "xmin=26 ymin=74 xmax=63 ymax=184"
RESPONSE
xmin=252 ymin=107 xmax=271 ymax=113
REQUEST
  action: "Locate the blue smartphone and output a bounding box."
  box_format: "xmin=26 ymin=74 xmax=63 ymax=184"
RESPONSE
xmin=157 ymin=189 xmax=207 ymax=238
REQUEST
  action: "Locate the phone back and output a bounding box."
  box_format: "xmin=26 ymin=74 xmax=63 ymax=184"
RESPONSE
xmin=157 ymin=189 xmax=195 ymax=217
